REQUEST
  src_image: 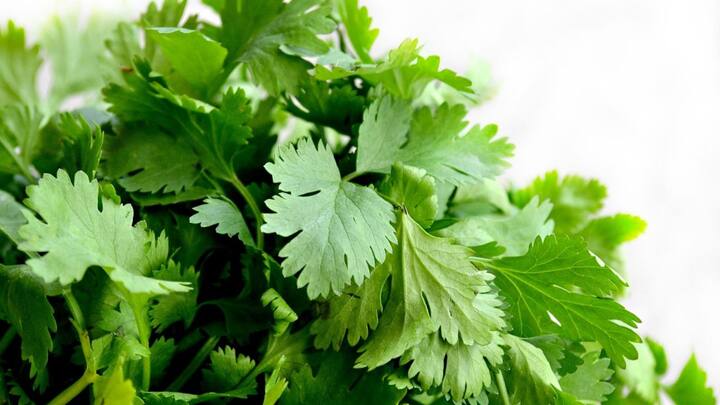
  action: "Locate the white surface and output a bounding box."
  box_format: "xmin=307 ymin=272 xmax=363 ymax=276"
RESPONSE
xmin=2 ymin=0 xmax=719 ymax=389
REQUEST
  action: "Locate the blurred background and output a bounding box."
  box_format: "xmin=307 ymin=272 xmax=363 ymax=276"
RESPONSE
xmin=2 ymin=0 xmax=718 ymax=389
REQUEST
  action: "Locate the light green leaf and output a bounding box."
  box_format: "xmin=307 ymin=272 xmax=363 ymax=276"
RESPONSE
xmin=93 ymin=362 xmax=137 ymax=405
xmin=0 ymin=190 xmax=27 ymax=245
xmin=0 ymin=104 xmax=43 ymax=176
xmin=357 ymin=212 xmax=505 ymax=369
xmin=617 ymin=340 xmax=660 ymax=402
xmin=666 ymin=354 xmax=716 ymax=405
xmin=263 ymin=138 xmax=396 ymax=298
xmin=0 ymin=21 xmax=40 ymax=106
xmin=146 ymin=28 xmax=228 ymax=95
xmin=261 ymin=288 xmax=298 ymax=336
xmin=316 ymin=39 xmax=473 ymax=99
xmin=580 ymin=213 xmax=646 ymax=271
xmin=481 ymin=235 xmax=640 ymax=366
xmin=190 ymin=197 xmax=254 ymax=246
xmin=512 ymin=171 xmax=607 ymax=233
xmin=41 ymin=15 xmax=118 ymax=109
xmin=18 ymin=170 xmax=190 ymax=294
xmin=355 ymin=95 xmax=411 ymax=175
xmin=397 ymin=103 xmax=512 ymax=185
xmin=0 ymin=264 xmax=57 ymax=378
xmin=449 ymin=178 xmax=514 ymax=217
xmin=213 ymin=0 xmax=336 ymax=95
xmin=379 ymin=163 xmax=437 ymax=228
xmin=438 ymin=196 xmax=553 ymax=256
xmin=336 ymin=0 xmax=378 ymax=63
xmin=504 ymin=334 xmax=560 ymax=405
xmin=559 ymin=351 xmax=615 ymax=402
xmin=401 ymin=332 xmax=504 ymax=402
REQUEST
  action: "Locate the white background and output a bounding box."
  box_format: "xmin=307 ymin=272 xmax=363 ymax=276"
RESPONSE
xmin=2 ymin=0 xmax=718 ymax=391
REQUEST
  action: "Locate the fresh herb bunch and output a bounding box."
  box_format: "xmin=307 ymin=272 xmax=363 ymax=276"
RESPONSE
xmin=0 ymin=1 xmax=715 ymax=404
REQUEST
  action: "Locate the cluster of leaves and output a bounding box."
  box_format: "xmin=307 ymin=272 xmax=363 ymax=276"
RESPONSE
xmin=0 ymin=1 xmax=715 ymax=404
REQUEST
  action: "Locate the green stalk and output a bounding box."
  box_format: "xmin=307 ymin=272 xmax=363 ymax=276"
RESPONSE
xmin=495 ymin=369 xmax=511 ymax=405
xmin=48 ymin=292 xmax=97 ymax=405
xmin=167 ymin=335 xmax=220 ymax=392
xmin=0 ymin=137 xmax=34 ymax=183
xmin=128 ymin=298 xmax=152 ymax=391
xmin=0 ymin=327 xmax=17 ymax=356
xmin=229 ymin=174 xmax=264 ymax=250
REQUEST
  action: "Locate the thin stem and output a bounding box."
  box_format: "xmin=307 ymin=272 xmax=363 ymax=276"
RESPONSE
xmin=495 ymin=369 xmax=511 ymax=405
xmin=342 ymin=171 xmax=362 ymax=182
xmin=48 ymin=293 xmax=97 ymax=405
xmin=0 ymin=137 xmax=34 ymax=183
xmin=229 ymin=174 xmax=264 ymax=250
xmin=0 ymin=327 xmax=17 ymax=356
xmin=128 ymin=299 xmax=152 ymax=391
xmin=167 ymin=335 xmax=220 ymax=392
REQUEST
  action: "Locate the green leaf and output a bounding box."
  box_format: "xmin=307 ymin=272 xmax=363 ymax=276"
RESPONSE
xmin=396 ymin=103 xmax=512 ymax=185
xmin=57 ymin=113 xmax=104 ymax=176
xmin=150 ymin=261 xmax=199 ymax=331
xmin=666 ymin=355 xmax=716 ymax=405
xmin=261 ymin=288 xmax=299 ymax=336
xmin=104 ymin=62 xmax=253 ymax=182
xmin=0 ymin=264 xmax=57 ymax=377
xmin=449 ymin=178 xmax=515 ymax=218
xmin=281 ymin=351 xmax=405 ymax=405
xmin=212 ymin=0 xmax=336 ymax=95
xmin=150 ymin=337 xmax=176 ymax=385
xmin=202 ymin=346 xmax=257 ymax=395
xmin=93 ymin=362 xmax=137 ymax=405
xmin=437 ymin=196 xmax=553 ymax=256
xmin=0 ymin=190 xmax=27 ymax=245
xmin=580 ymin=213 xmax=646 ymax=270
xmin=262 ymin=138 xmax=396 ymax=298
xmin=189 ymin=197 xmax=254 ymax=247
xmin=559 ymin=351 xmax=615 ymax=402
xmin=103 ymin=127 xmax=200 ymax=194
xmin=316 ymin=39 xmax=473 ymax=99
xmin=357 ymin=212 xmax=505 ymax=369
xmin=263 ymin=362 xmax=289 ymax=405
xmin=504 ymin=334 xmax=560 ymax=405
xmin=0 ymin=104 xmax=43 ymax=177
xmin=146 ymin=28 xmax=228 ymax=96
xmin=310 ymin=256 xmax=390 ymax=350
xmin=379 ymin=163 xmax=438 ymax=228
xmin=40 ymin=15 xmax=118 ymax=109
xmin=401 ymin=332 xmax=504 ymax=402
xmin=18 ymin=170 xmax=190 ymax=294
xmin=355 ymin=95 xmax=412 ymax=175
xmin=512 ymin=171 xmax=607 ymax=233
xmin=481 ymin=235 xmax=640 ymax=366
xmin=336 ymin=0 xmax=378 ymax=63
xmin=285 ymin=80 xmax=365 ymax=135
xmin=617 ymin=340 xmax=660 ymax=402
xmin=0 ymin=21 xmax=40 ymax=106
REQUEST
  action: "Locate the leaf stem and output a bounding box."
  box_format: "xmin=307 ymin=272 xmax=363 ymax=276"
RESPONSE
xmin=0 ymin=327 xmax=17 ymax=356
xmin=341 ymin=171 xmax=362 ymax=182
xmin=166 ymin=335 xmax=220 ymax=392
xmin=128 ymin=299 xmax=152 ymax=391
xmin=0 ymin=137 xmax=34 ymax=183
xmin=228 ymin=174 xmax=264 ymax=250
xmin=495 ymin=369 xmax=511 ymax=405
xmin=48 ymin=293 xmax=97 ymax=405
